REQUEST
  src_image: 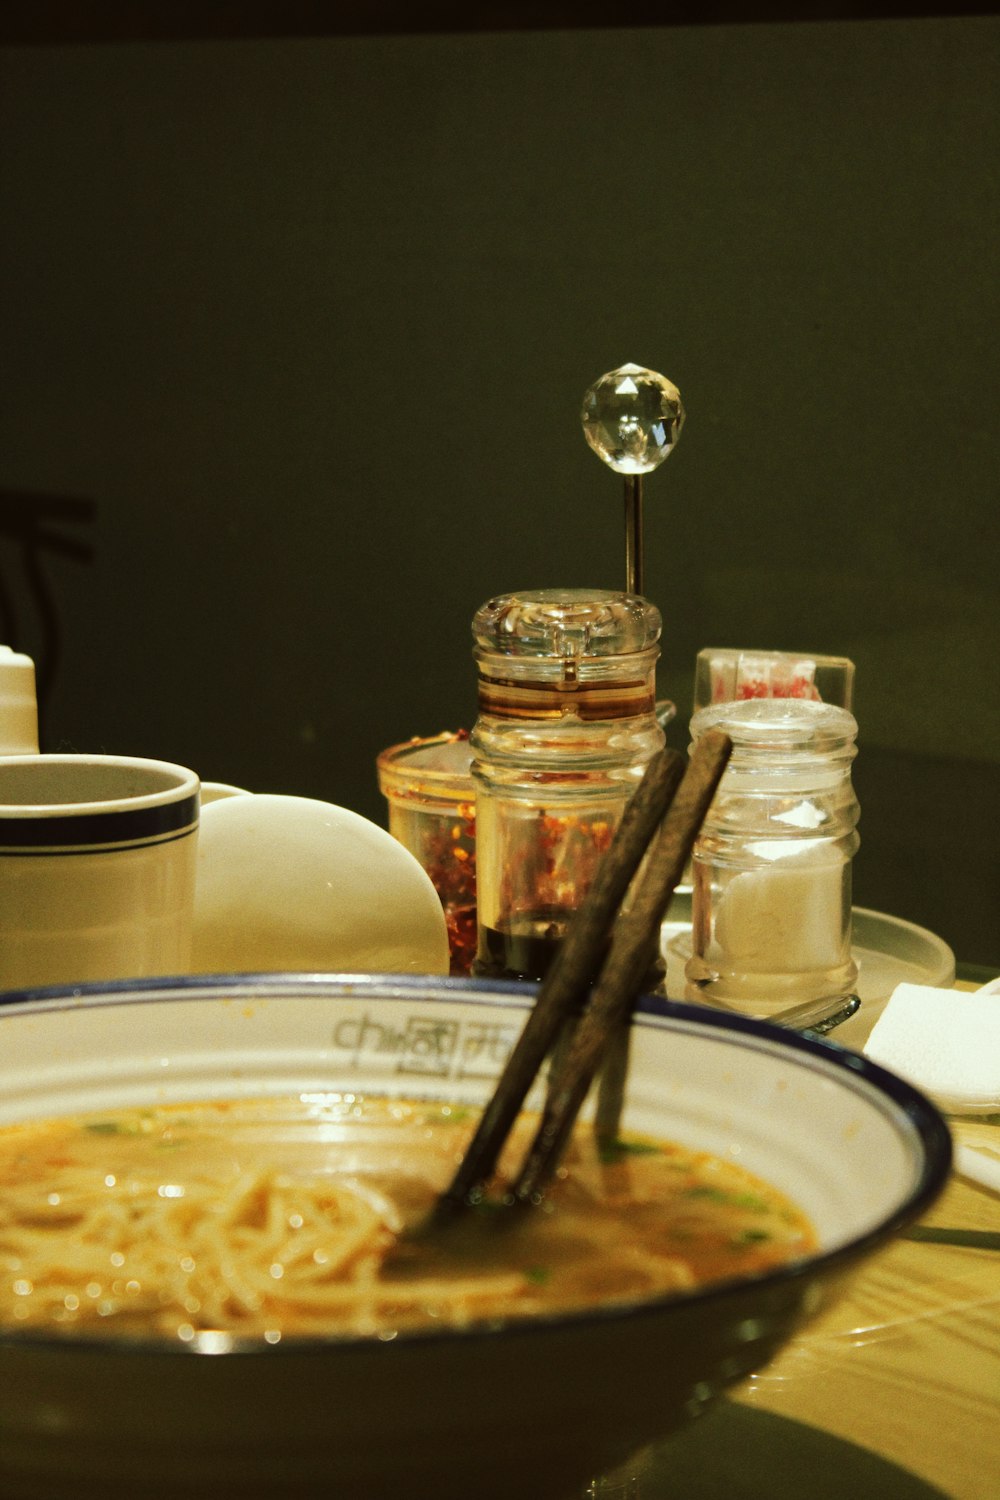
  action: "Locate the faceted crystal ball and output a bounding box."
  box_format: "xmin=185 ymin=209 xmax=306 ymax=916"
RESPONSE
xmin=581 ymin=363 xmax=685 ymax=474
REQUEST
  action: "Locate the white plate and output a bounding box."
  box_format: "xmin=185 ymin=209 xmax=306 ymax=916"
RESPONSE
xmin=663 ymin=891 xmax=955 ymax=1050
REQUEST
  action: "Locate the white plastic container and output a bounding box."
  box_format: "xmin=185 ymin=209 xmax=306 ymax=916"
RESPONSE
xmin=0 ymin=647 xmax=38 ymax=756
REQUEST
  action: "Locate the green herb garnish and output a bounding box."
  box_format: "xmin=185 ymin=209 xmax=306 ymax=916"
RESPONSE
xmin=731 ymin=1228 xmax=772 ymax=1246
xmin=83 ymin=1112 xmax=160 ymax=1139
xmin=598 ymin=1137 xmax=663 ymax=1164
xmin=685 ymin=1185 xmax=771 ymax=1212
xmin=424 ymin=1105 xmax=475 ymax=1126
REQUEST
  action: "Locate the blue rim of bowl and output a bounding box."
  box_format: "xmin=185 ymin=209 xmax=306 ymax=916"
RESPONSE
xmin=0 ymin=971 xmax=953 ymax=1359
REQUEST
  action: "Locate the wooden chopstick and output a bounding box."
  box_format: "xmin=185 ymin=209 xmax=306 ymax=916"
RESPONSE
xmin=429 ymin=746 xmax=687 ymax=1224
xmin=511 ymin=729 xmax=732 ymax=1204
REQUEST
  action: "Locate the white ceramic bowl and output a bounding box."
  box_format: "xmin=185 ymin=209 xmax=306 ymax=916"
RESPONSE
xmin=192 ymin=795 xmax=449 ymax=976
xmin=0 ymin=974 xmax=950 ymax=1500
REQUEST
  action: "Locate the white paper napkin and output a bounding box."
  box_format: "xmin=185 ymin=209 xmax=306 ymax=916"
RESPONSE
xmin=863 ymin=981 xmax=1000 ymax=1115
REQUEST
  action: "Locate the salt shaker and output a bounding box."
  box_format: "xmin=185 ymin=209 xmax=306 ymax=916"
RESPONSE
xmin=470 ymin=588 xmax=665 ymax=982
xmin=685 ymin=697 xmax=860 ymax=1014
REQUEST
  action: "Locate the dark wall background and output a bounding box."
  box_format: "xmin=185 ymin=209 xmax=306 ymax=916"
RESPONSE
xmin=1 ymin=15 xmax=997 ymax=965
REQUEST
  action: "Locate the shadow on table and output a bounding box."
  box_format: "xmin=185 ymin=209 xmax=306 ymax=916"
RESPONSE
xmin=599 ymin=1398 xmax=951 ymax=1500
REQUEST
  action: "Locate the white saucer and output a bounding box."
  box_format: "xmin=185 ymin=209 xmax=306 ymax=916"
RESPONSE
xmin=663 ymin=890 xmax=956 ymax=1050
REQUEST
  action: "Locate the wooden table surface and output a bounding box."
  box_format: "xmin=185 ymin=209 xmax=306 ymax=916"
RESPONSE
xmin=612 ymin=982 xmax=1000 ymax=1500
xmin=733 ymin=1111 xmax=999 ymax=1499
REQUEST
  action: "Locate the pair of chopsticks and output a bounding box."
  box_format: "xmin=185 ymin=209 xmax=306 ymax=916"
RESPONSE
xmin=430 ymin=729 xmax=733 ymax=1226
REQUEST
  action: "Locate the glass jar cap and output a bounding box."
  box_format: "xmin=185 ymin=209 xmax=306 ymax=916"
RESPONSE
xmin=691 ymin=696 xmax=858 ymax=751
xmin=473 ymin=589 xmax=661 ymax=661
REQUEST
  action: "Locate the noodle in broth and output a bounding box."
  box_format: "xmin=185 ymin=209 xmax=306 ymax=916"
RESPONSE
xmin=0 ymin=1096 xmax=815 ymax=1342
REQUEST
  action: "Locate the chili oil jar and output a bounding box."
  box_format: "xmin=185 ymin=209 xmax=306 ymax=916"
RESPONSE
xmin=470 ymin=588 xmax=665 ymax=983
xmin=376 ymin=731 xmax=477 ymax=976
xmin=684 ymin=697 xmax=860 ymax=1014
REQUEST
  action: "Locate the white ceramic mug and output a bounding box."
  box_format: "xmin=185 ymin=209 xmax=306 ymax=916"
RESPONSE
xmin=0 ymin=754 xmax=199 ymax=991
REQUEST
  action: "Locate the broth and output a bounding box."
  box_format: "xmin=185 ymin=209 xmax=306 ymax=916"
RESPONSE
xmin=0 ymin=1095 xmax=815 ymax=1342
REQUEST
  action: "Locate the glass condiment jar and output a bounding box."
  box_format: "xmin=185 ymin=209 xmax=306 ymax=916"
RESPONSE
xmin=376 ymin=731 xmax=477 ymax=975
xmin=692 ymin=646 xmax=855 ymax=713
xmin=469 ymin=588 xmax=666 ymax=982
xmin=684 ymin=697 xmax=860 ymax=1014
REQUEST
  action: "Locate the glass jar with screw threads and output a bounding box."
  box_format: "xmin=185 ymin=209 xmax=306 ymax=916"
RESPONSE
xmin=469 ymin=588 xmax=667 ymax=984
xmin=684 ymin=697 xmax=860 ymax=1016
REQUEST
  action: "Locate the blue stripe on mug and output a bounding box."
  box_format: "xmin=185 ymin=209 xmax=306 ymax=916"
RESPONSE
xmin=0 ymin=792 xmax=200 ymax=852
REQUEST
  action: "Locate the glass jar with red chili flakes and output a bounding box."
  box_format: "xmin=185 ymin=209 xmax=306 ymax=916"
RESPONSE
xmin=376 ymin=731 xmax=478 ymax=976
xmin=469 ymin=589 xmax=666 ymax=984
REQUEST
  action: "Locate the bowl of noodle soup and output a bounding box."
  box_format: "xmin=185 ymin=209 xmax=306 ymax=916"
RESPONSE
xmin=0 ymin=973 xmax=949 ymax=1500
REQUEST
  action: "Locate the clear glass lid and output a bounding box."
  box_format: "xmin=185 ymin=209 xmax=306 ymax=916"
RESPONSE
xmin=690 ymin=697 xmax=858 ymax=754
xmin=473 ymin=589 xmax=661 ymax=663
xmin=472 ymin=589 xmax=662 ymax=720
